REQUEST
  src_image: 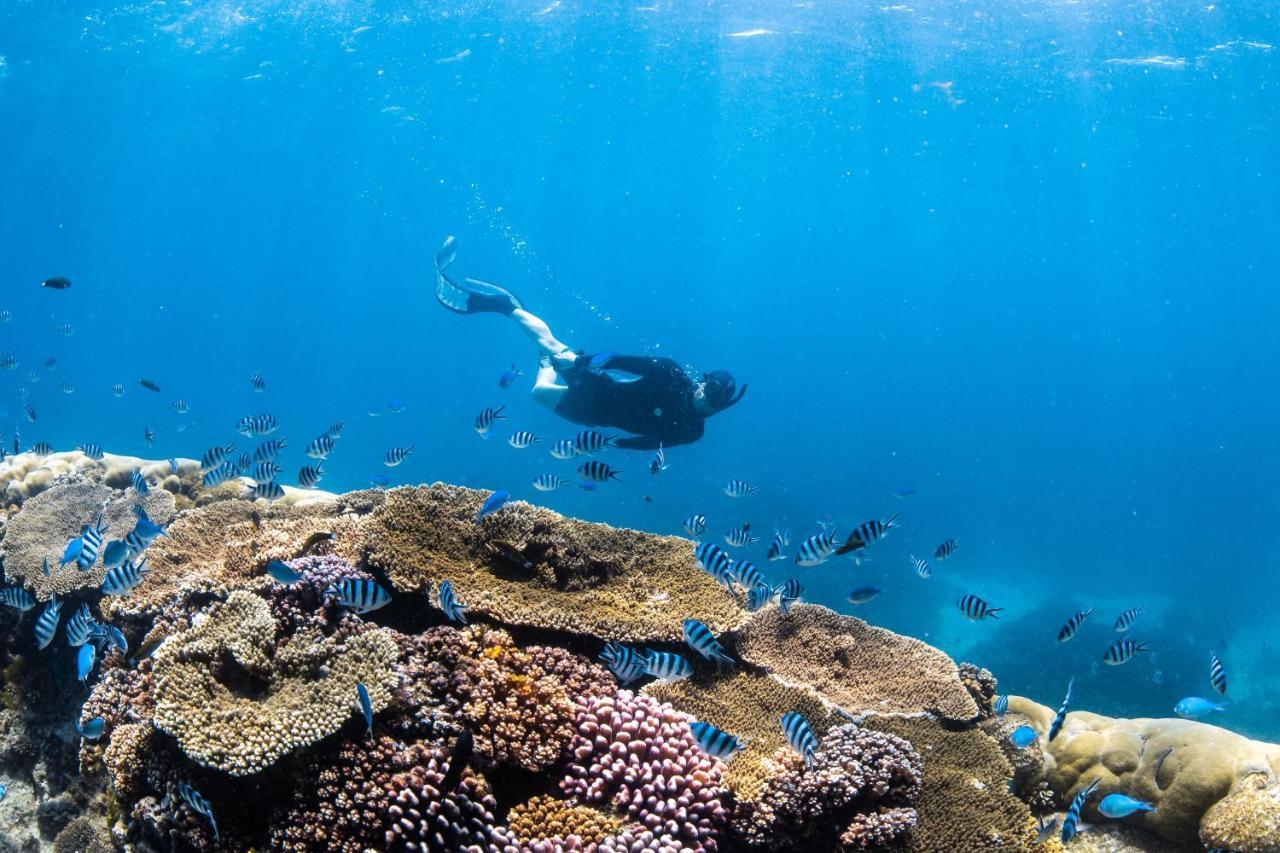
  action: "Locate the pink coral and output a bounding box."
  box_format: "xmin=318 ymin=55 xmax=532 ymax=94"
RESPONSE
xmin=560 ymin=690 xmax=730 ymax=852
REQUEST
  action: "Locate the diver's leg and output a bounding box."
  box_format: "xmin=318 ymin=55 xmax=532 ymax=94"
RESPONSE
xmin=532 ymin=356 xmax=569 ymax=409
xmin=510 ymin=308 xmax=576 ymax=359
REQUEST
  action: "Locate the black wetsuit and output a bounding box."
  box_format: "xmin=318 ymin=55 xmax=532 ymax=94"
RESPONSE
xmin=556 ymin=356 xmax=703 ymax=450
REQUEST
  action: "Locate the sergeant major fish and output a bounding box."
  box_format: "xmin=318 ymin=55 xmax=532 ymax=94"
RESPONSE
xmin=35 ymin=596 xmax=62 ymax=650
xmin=508 ymin=430 xmax=541 ymax=449
xmin=237 ymin=414 xmax=279 ymax=437
xmin=532 ymin=473 xmax=568 ymax=492
xmin=780 ymin=711 xmax=818 ymax=765
xmin=1048 ymin=677 xmax=1074 ymax=741
xmin=911 ymin=554 xmax=932 ymax=579
xmin=384 ymin=445 xmax=414 ymax=466
xmin=642 ymin=650 xmax=693 ymax=681
xmin=956 ymin=594 xmax=1001 ymax=621
xmin=1114 ymin=606 xmax=1144 ymax=632
xmin=689 ymin=720 xmax=746 ymax=761
xmin=1058 ymin=608 xmax=1093 ymax=643
xmin=695 ymin=542 xmax=735 ymax=588
xmin=1103 ymin=637 xmax=1151 ymax=665
xmin=438 ymin=580 xmax=468 ymax=624
xmin=326 ymin=578 xmax=392 ymax=613
xmin=1061 ymin=779 xmax=1101 ymax=843
xmin=722 ymin=479 xmax=758 ymax=498
xmin=683 ymin=513 xmax=707 ymax=538
xmin=836 ymin=515 xmax=898 ymax=554
xmin=723 ymin=522 xmax=758 ymax=548
xmin=794 ymin=530 xmax=838 ymax=567
xmin=682 ymin=619 xmax=735 ymax=671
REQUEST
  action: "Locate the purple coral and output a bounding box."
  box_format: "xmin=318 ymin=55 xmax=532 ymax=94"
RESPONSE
xmin=735 ymin=723 xmax=923 ymax=850
xmin=560 ymin=690 xmax=730 ymax=852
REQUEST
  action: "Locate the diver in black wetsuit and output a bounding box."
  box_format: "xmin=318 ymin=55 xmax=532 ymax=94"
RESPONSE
xmin=433 ymin=236 xmax=745 ymax=450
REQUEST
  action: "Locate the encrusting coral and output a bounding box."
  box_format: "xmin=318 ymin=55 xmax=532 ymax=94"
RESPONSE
xmin=643 ymin=668 xmax=846 ymax=800
xmin=738 ymin=604 xmax=981 ymax=722
xmin=1012 ymin=695 xmax=1280 ymax=850
xmin=151 ymin=590 xmax=399 ymax=775
xmin=733 ymin=722 xmax=924 ymax=850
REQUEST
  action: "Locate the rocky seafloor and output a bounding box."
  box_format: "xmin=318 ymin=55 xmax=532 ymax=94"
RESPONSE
xmin=0 ymin=450 xmax=1277 ymax=852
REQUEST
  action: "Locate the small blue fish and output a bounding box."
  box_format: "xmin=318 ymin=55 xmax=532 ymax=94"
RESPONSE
xmin=102 ymin=558 xmax=150 ymax=596
xmin=177 ymin=783 xmax=219 ymax=841
xmin=0 ymin=587 xmax=36 ymax=611
xmin=368 ymin=474 xmax=390 ymax=488
xmin=438 ymin=580 xmax=467 ymax=624
xmin=476 ymin=490 xmax=510 ymax=521
xmin=130 ymin=469 xmax=149 ymax=494
xmin=1174 ymin=697 xmax=1227 ymax=719
xmin=167 ymin=457 xmax=179 ymax=473
xmin=66 ymin=603 xmax=98 ymax=646
xmin=0 ymin=783 xmax=6 ymax=802
xmin=689 ymin=720 xmax=746 ymax=761
xmin=747 ymin=582 xmax=775 ymax=612
xmin=387 ymin=398 xmax=408 ymax=414
xmin=35 ymin=596 xmax=62 ymax=650
xmin=254 ymin=461 xmax=283 ymax=481
xmin=847 ymin=586 xmax=881 ymax=605
xmin=98 ymin=624 xmax=127 ymax=655
xmin=780 ymin=711 xmax=818 ymax=765
xmin=101 ymin=540 xmax=129 ymax=570
xmin=76 ymin=518 xmax=107 ymax=571
xmin=599 ymin=642 xmax=647 ymax=684
xmin=60 ymin=536 xmax=84 ymax=566
xmin=642 ymin=650 xmax=693 ymax=681
xmin=498 ymin=363 xmax=524 ymax=388
xmin=77 ymin=643 xmax=96 ymax=681
xmin=1098 ymin=793 xmax=1156 ymax=819
xmin=682 ymin=619 xmax=735 ymax=671
xmin=266 ymin=560 xmax=303 ymax=584
xmin=1009 ymin=725 xmax=1038 ymax=749
xmin=993 ymin=695 xmax=1009 ymax=716
xmin=649 ymin=443 xmax=667 ymax=475
xmin=326 ymin=578 xmax=392 ymax=613
xmin=75 ymin=717 xmax=106 ymax=740
xmin=892 ymin=487 xmax=916 ymax=498
xmin=356 ymin=682 xmax=374 ymax=738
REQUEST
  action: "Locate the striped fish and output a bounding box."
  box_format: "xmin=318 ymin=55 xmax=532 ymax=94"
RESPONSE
xmin=1114 ymin=606 xmax=1144 ymax=632
xmin=1103 ymin=637 xmax=1150 ymax=665
xmin=682 ymin=619 xmax=735 ymax=670
xmin=780 ymin=711 xmax=818 ymax=765
xmin=794 ymin=530 xmax=838 ymax=567
xmin=474 ymin=405 xmax=507 ymax=436
xmin=599 ymin=642 xmax=647 ymax=684
xmin=1057 ymin=608 xmax=1093 ymax=643
xmin=254 ymin=461 xmax=283 ymax=481
xmin=747 ymin=582 xmax=775 ymax=612
xmin=0 ymin=353 xmax=16 ymax=370
xmin=573 ymin=429 xmax=616 ymax=454
xmin=549 ymin=439 xmax=579 ymax=460
xmin=200 ymin=442 xmax=236 ymax=471
xmin=306 ymin=435 xmax=336 ymax=459
xmin=642 ymin=650 xmax=693 ymax=681
xmin=250 ymin=480 xmax=285 ymax=501
xmin=649 ymin=444 xmax=667 ymax=475
xmin=689 ymin=721 xmax=746 ymax=760
xmin=167 ymin=458 xmax=179 ymax=474
xmin=177 ymin=783 xmax=219 ymax=842
xmin=994 ymin=695 xmax=1009 ymax=716
xmin=507 ymin=430 xmax=541 ymax=449
xmin=438 ymin=579 xmax=467 ymax=624
xmin=683 ymin=514 xmax=707 ymax=538
xmin=202 ymin=463 xmax=237 ymax=487
xmin=532 ymin=473 xmax=568 ymax=492
xmin=59 ymin=381 xmax=75 ymax=394
xmin=76 ymin=518 xmax=107 ymax=571
xmin=1210 ymin=652 xmax=1227 ymax=695
xmin=97 ymin=623 xmax=127 ymax=655
xmin=836 ymin=515 xmax=899 ymax=555
xmin=777 ymin=578 xmax=804 ymax=614
xmin=250 ymin=372 xmax=266 ymax=392
xmin=66 ymin=603 xmax=98 ymax=647
xmin=56 ymin=323 xmax=74 ymax=336
xmin=34 ymin=596 xmax=62 ymax=650
xmin=723 ymin=479 xmax=758 ymax=498
xmin=723 ymin=522 xmax=758 ymax=548
xmin=32 ymin=441 xmax=53 ymax=456
xmin=253 ymin=438 xmax=288 ymax=462
xmin=695 ymin=542 xmax=735 ymax=588
xmin=956 ymin=594 xmax=1001 ymax=621
xmin=577 ymin=460 xmax=621 ymax=482
xmin=77 ymin=443 xmax=104 ymax=461
xmin=130 ymin=469 xmax=149 ymax=495
xmin=1048 ymin=677 xmax=1074 ymax=741
xmin=934 ymin=539 xmax=958 ymax=559
xmin=101 ymin=540 xmax=129 ymax=569
xmin=384 ymin=445 xmax=413 ymax=467
xmin=766 ymin=528 xmax=788 ymax=561
xmin=0 ymin=587 xmax=36 ymax=611
xmin=734 ymin=560 xmax=763 ymax=590
xmin=235 ymin=453 xmax=252 ymax=475
xmin=911 ymin=554 xmax=932 ymax=579
xmin=24 ymin=403 xmax=36 ymax=423
xmin=102 ymin=558 xmax=150 ymax=596
xmin=172 ymin=399 xmax=189 ymax=414
xmin=327 ymin=419 xmax=346 ymax=439
xmin=112 ymin=383 xmax=124 ymax=397
xmin=326 ymin=578 xmax=392 ymax=614
xmin=1061 ymin=778 xmax=1100 ymax=843
xmin=236 ymin=413 xmax=279 ymax=437
xmin=298 ymin=464 xmax=325 ymax=489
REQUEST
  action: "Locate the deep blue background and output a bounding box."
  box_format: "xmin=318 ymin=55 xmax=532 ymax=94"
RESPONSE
xmin=2 ymin=1 xmax=1278 ymax=737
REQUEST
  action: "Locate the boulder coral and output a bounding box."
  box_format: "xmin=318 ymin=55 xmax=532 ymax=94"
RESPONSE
xmin=1012 ymin=695 xmax=1280 ymax=850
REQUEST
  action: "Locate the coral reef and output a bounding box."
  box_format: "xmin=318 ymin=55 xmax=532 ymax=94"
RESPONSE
xmin=1013 ymin=695 xmax=1280 ymax=849
xmin=738 ymin=604 xmax=981 ymax=721
xmin=151 ymin=590 xmax=399 ymax=775
xmin=643 ymin=668 xmax=845 ymax=800
xmin=507 ymin=794 xmax=624 ymax=847
xmin=734 ymin=722 xmax=923 ymax=850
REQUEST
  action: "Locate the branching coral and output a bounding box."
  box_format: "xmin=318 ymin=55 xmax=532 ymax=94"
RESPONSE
xmin=734 ymin=722 xmax=923 ymax=850
xmin=559 ymin=689 xmax=731 ymax=852
xmin=506 ymin=794 xmax=623 ymax=848
xmin=152 ymin=590 xmax=398 ymax=775
xmin=384 ymin=740 xmax=515 ymax=851
xmin=737 ymin=604 xmax=980 ymax=722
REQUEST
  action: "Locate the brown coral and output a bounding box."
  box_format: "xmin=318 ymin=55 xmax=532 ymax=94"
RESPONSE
xmin=644 ymin=668 xmax=845 ymax=800
xmin=357 ymin=484 xmax=745 ymax=641
xmin=152 ymin=590 xmax=398 ymax=775
xmin=738 ymin=604 xmax=980 ymax=722
xmin=507 ymin=794 xmax=623 ymax=847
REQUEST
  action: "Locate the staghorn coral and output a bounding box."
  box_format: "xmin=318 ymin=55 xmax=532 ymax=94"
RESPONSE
xmin=559 ymin=689 xmax=731 ymax=852
xmin=506 ymin=794 xmax=623 ymax=848
xmin=152 ymin=590 xmax=398 ymax=775
xmin=1011 ymin=695 xmax=1280 ymax=849
xmin=864 ymin=715 xmax=1037 ymax=852
xmin=734 ymin=722 xmax=923 ymax=850
xmin=738 ymin=604 xmax=980 ymax=722
xmin=644 ymin=668 xmax=844 ymax=800
xmin=1 ymin=476 xmax=176 ymax=598
xmin=358 ymin=484 xmax=745 ymax=641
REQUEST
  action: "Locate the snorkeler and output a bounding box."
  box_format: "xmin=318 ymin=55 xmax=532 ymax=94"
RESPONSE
xmin=433 ymin=236 xmax=745 ymax=450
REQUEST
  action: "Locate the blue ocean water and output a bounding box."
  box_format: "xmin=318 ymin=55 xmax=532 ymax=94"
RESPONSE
xmin=1 ymin=2 xmax=1277 ymax=738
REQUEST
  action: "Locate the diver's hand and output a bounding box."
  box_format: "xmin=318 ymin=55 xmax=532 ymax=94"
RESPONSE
xmin=551 ymin=351 xmax=578 ymax=371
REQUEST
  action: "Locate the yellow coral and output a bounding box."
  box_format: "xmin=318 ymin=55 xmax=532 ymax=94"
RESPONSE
xmin=507 ymin=795 xmax=623 ymax=845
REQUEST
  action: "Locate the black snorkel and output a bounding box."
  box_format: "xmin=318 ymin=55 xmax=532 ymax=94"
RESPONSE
xmin=702 ymin=370 xmax=746 ymax=413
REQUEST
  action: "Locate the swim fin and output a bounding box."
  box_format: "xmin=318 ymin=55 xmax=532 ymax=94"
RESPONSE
xmin=433 ymin=236 xmax=523 ymax=316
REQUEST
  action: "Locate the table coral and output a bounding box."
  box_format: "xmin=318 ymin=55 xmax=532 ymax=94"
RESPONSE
xmin=151 ymin=590 xmax=398 ymax=775
xmin=737 ymin=604 xmax=981 ymax=722
xmin=734 ymin=722 xmax=923 ymax=850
